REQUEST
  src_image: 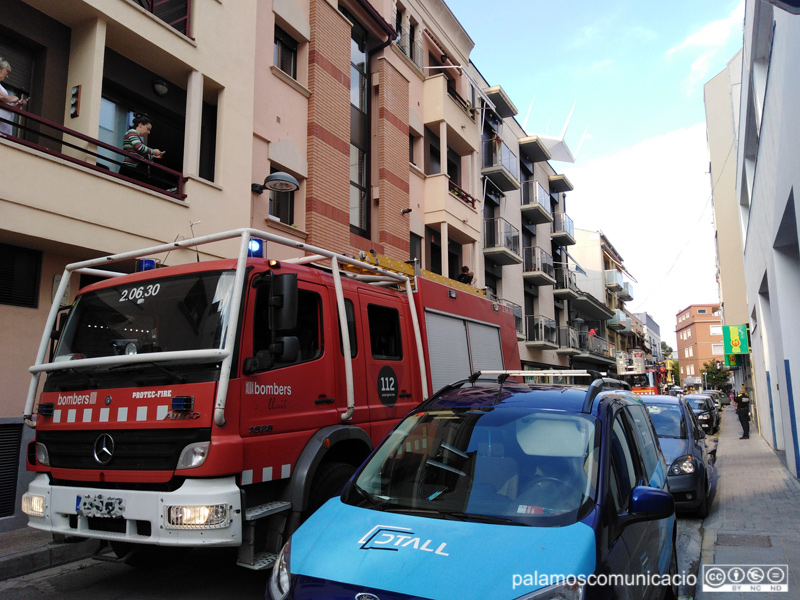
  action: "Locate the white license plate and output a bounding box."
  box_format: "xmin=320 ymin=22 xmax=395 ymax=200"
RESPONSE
xmin=76 ymin=494 xmax=125 ymax=518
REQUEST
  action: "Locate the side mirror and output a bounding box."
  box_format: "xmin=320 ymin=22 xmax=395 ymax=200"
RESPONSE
xmin=697 ymin=429 xmax=706 ymax=439
xmin=242 ymin=337 xmax=300 ymax=376
xmin=621 ymin=486 xmax=674 ymax=528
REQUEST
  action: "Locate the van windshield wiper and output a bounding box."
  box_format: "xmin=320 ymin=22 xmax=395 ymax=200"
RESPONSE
xmin=351 ymin=483 xmax=386 ymax=511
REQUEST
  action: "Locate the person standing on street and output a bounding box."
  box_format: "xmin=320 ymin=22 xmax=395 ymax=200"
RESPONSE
xmin=734 ymin=384 xmax=751 ymax=439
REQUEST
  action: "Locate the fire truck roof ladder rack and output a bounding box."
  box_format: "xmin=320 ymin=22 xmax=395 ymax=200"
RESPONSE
xmin=23 ymin=228 xmax=429 ymax=429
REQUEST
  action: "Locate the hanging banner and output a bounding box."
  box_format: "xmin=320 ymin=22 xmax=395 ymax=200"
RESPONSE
xmin=725 ymin=354 xmax=741 ymax=367
xmin=723 ymin=324 xmax=749 ymax=355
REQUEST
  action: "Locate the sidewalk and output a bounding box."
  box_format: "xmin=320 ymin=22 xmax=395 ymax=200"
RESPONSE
xmin=696 ymin=406 xmax=800 ymax=599
xmin=0 ymin=527 xmax=101 ymax=581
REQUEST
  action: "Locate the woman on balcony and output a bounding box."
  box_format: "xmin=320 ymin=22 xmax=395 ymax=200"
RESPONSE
xmin=0 ymin=58 xmax=28 ymax=136
xmin=120 ymin=113 xmax=164 ymax=183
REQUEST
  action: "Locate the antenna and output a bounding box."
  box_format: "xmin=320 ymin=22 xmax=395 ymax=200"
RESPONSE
xmin=560 ymin=99 xmax=577 ymax=140
xmin=190 ymin=220 xmax=202 ymax=262
xmin=522 ymin=95 xmax=535 ymax=133
xmin=575 ymin=124 xmax=590 ymax=160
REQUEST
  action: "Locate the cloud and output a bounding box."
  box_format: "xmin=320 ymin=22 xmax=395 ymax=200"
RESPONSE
xmin=565 ymin=124 xmax=719 ymax=348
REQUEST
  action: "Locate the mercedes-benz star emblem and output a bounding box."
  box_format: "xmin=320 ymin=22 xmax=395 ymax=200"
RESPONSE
xmin=93 ymin=433 xmax=115 ymax=465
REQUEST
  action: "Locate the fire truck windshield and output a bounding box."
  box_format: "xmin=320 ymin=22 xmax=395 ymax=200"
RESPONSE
xmin=54 ymin=270 xmax=236 ymax=362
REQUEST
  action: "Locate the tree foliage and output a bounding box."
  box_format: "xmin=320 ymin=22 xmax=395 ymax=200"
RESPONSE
xmin=702 ymin=360 xmax=730 ymax=389
xmin=661 ymin=341 xmax=673 ymax=359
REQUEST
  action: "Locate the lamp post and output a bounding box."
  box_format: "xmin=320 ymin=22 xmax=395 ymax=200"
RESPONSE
xmin=251 ymin=171 xmax=300 ymax=194
xmin=703 ymin=371 xmax=708 ymax=389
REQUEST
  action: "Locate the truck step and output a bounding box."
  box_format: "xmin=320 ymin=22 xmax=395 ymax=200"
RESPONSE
xmin=237 ymin=551 xmax=278 ymax=571
xmin=245 ymin=500 xmax=291 ymax=521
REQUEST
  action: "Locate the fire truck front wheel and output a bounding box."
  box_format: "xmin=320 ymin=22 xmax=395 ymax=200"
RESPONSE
xmin=305 ymin=461 xmax=356 ymax=519
xmin=111 ymin=541 xmax=192 ymax=569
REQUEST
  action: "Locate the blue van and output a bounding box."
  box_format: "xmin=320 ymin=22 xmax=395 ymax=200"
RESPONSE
xmin=268 ymin=374 xmax=677 ymax=600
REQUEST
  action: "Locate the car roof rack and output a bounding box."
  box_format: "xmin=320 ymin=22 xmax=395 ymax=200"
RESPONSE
xmin=473 ymin=370 xmax=631 ymax=413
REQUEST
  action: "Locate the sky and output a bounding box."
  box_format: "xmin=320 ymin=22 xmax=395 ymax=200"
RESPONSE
xmin=447 ymin=0 xmax=745 ymax=350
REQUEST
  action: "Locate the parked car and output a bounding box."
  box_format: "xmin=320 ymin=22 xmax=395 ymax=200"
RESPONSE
xmin=641 ymin=395 xmax=713 ymax=517
xmin=702 ymin=389 xmax=727 ymax=408
xmin=268 ymin=375 xmax=677 ymax=600
xmin=685 ymin=394 xmax=720 ymax=434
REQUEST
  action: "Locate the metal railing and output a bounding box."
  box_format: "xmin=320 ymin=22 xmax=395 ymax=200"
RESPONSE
xmin=396 ymin=28 xmax=423 ymax=69
xmin=521 ymin=179 xmax=552 ymax=215
xmin=526 ymin=315 xmax=557 ymax=345
xmin=558 ymin=326 xmax=580 ymax=351
xmin=448 ymin=179 xmax=477 ymax=208
xmin=578 ymin=331 xmax=613 ymax=357
xmin=0 ymin=103 xmax=186 ymax=199
xmin=523 ymin=246 xmax=554 ymax=277
xmin=482 ymin=137 xmax=519 ymax=180
xmin=484 ymin=217 xmax=520 ymax=255
xmin=552 ymin=212 xmax=574 ymax=238
xmin=134 ymin=0 xmax=192 ymax=37
xmin=555 ymin=267 xmax=579 ymax=293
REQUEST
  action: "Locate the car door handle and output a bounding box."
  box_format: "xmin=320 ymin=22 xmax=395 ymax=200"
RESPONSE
xmin=315 ymin=397 xmax=335 ymax=405
xmin=399 ymin=392 xmax=412 ymax=398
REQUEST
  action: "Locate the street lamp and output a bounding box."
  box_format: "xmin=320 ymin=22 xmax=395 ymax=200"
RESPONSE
xmin=251 ymin=171 xmax=300 ymax=194
xmin=703 ymin=371 xmax=708 ymax=389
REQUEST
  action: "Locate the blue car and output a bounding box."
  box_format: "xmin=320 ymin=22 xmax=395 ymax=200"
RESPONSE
xmin=267 ymin=374 xmax=677 ymax=600
xmin=641 ymin=395 xmax=713 ymax=517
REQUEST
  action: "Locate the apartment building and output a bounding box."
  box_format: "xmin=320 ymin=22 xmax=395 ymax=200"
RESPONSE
xmin=730 ymin=0 xmax=800 ymax=474
xmin=675 ymin=304 xmax=724 ymax=389
xmin=634 ymin=312 xmax=663 ymax=363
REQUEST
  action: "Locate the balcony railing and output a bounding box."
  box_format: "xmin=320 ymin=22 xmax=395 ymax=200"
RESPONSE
xmin=448 ymin=179 xmax=477 ymax=208
xmin=526 ymin=315 xmax=557 ymax=345
xmin=520 ymin=179 xmax=552 ymax=223
xmin=396 ymin=28 xmax=423 ymax=69
xmin=555 ymin=267 xmax=579 ymax=293
xmin=552 ymin=212 xmax=574 ymax=239
xmin=484 ymin=217 xmax=520 ymax=256
xmin=578 ymin=331 xmax=612 ymax=357
xmin=1 ymin=104 xmax=186 ymax=199
xmin=557 ymin=326 xmax=580 ymax=352
xmin=135 ymin=0 xmax=192 ymax=37
xmin=523 ymin=246 xmax=555 ymax=278
xmin=482 ymin=137 xmax=519 ymax=181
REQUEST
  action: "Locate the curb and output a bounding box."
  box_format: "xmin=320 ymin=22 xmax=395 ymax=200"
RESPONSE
xmin=0 ymin=538 xmax=102 ymax=582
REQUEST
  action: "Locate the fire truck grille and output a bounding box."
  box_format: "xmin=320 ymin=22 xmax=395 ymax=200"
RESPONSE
xmin=37 ymin=428 xmax=211 ymax=471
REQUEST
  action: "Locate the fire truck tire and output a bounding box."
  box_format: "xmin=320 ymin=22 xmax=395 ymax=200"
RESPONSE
xmin=111 ymin=541 xmax=192 ymax=569
xmin=305 ymin=461 xmax=356 ymax=518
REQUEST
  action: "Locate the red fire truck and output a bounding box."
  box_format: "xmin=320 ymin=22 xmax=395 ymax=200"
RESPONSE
xmin=21 ymin=229 xmax=520 ymax=569
xmin=615 ymin=348 xmax=664 ymax=395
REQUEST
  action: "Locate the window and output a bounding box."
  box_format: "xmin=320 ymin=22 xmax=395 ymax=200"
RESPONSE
xmin=710 ymin=325 xmax=722 ymax=336
xmin=346 ymin=12 xmax=370 ymax=236
xmin=254 ymin=288 xmax=323 ymax=365
xmin=274 ymin=26 xmax=298 ymax=78
xmin=0 ymin=243 xmax=41 ymax=308
xmin=424 ymin=126 xmax=441 ymax=175
xmin=712 ymin=343 xmax=724 ymax=355
xmin=609 ymin=415 xmax=637 ymax=513
xmin=339 ymin=298 xmax=357 ymax=358
xmin=268 ymin=167 xmax=295 ymax=224
xmin=687 ymin=329 xmax=692 ymax=339
xmin=409 ymin=133 xmax=415 ymax=165
xmin=368 ymin=304 xmax=403 ymax=360
xmin=697 ymin=308 xmax=707 ymax=314
xmin=627 ymin=404 xmax=660 ymax=483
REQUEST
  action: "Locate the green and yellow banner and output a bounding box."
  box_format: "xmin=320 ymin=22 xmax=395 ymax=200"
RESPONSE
xmin=723 ymin=324 xmax=749 ymax=367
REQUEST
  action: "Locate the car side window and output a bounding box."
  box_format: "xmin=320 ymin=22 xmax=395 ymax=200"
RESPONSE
xmin=626 ymin=404 xmax=660 ymax=482
xmin=367 ymin=304 xmax=403 ymax=360
xmin=610 ymin=415 xmax=638 ymax=513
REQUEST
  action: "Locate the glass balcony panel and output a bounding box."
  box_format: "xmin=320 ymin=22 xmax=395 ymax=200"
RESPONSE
xmin=483 ymin=217 xmax=521 ymax=265
xmin=520 ymin=180 xmax=553 ymax=224
xmin=481 ymin=138 xmax=520 ymax=191
xmin=522 ymin=247 xmax=555 ymax=285
xmin=525 ymin=315 xmax=557 ymax=346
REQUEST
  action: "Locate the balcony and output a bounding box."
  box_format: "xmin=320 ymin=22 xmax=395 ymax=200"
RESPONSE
xmin=619 ymin=281 xmax=634 ymax=302
xmin=424 ymin=174 xmax=481 ymax=243
xmin=1 ymin=103 xmax=185 ymax=199
xmin=604 ymin=269 xmax=624 ymax=292
xmin=571 ymin=291 xmax=615 ymax=320
xmin=551 ymin=212 xmax=575 ymax=246
xmin=520 ymin=180 xmax=553 ymax=225
xmin=481 ymin=138 xmax=520 ymax=192
xmin=484 ymin=217 xmax=522 ymax=265
xmin=549 ymin=173 xmax=574 ymax=193
xmin=556 ymin=326 xmax=581 ymax=355
xmin=607 ymin=309 xmax=627 ymax=331
xmin=519 ymin=136 xmax=551 ymax=163
xmin=423 ymin=75 xmax=479 ymax=154
xmin=575 ymin=332 xmax=616 ymax=365
xmin=522 ymin=247 xmax=556 ymax=286
xmin=525 ymin=315 xmax=558 ymax=349
xmin=483 ymin=86 xmax=518 ymax=119
xmin=554 ymin=267 xmax=580 ymax=300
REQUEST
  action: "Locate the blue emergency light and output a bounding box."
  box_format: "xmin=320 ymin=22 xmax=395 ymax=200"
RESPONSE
xmin=136 ymin=258 xmax=157 ymax=272
xmin=248 ymin=238 xmax=265 ymax=258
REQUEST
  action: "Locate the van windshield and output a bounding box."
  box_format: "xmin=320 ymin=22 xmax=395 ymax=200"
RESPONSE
xmin=347 ymin=407 xmax=600 ymax=526
xmin=54 ymin=271 xmax=236 ymax=362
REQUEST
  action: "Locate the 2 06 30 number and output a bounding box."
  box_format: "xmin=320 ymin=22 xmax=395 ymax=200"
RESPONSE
xmin=119 ymin=284 xmax=161 ymax=303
